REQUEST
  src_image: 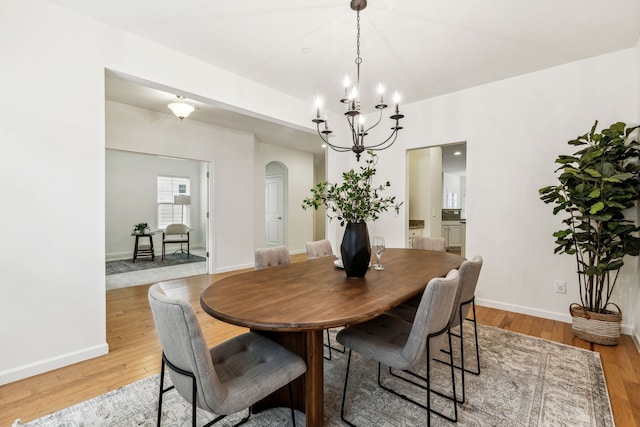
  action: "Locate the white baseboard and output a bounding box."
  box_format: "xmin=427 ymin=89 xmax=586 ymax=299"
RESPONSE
xmin=213 ymin=262 xmax=254 ymax=274
xmin=476 ymin=298 xmax=636 ymax=337
xmin=0 ymin=343 xmax=108 ymax=386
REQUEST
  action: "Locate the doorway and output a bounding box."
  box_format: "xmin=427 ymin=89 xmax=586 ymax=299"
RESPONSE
xmin=407 ymin=142 xmax=467 ymax=256
xmin=265 ymin=161 xmax=287 ymax=247
xmin=105 ymin=149 xmax=210 ymax=289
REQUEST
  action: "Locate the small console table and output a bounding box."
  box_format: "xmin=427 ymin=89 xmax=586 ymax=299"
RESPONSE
xmin=132 ymin=233 xmax=155 ymax=262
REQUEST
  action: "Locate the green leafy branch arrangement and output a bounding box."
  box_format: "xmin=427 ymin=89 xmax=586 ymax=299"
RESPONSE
xmin=539 ymin=121 xmax=640 ymax=313
xmin=303 ymin=151 xmax=403 ymax=226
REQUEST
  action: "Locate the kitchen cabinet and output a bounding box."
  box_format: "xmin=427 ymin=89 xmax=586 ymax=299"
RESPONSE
xmin=408 ymin=228 xmax=423 ymax=248
xmin=441 ymin=221 xmax=462 ymax=248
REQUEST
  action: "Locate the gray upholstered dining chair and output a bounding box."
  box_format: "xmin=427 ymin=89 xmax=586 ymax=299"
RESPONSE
xmin=162 ymin=223 xmax=190 ymax=260
xmin=305 ymin=239 xmax=343 ymax=360
xmin=387 ymin=256 xmax=483 ymax=404
xmin=336 ymin=269 xmax=460 ymax=427
xmin=305 ymin=239 xmax=333 ymax=259
xmin=148 ymin=284 xmax=306 ymax=427
xmin=412 ymin=236 xmax=446 ymax=252
xmin=389 ymin=236 xmax=446 ymax=321
xmin=254 ymin=245 xmax=291 ymax=270
xmin=441 ymin=255 xmax=483 ymax=401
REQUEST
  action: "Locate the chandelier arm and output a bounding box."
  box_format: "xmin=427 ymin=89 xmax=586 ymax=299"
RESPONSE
xmin=314 ymin=125 xmax=330 ymax=145
xmin=362 ymin=125 xmax=400 ymax=150
xmin=315 ymin=124 xmax=352 ymax=152
xmin=363 ymin=109 xmax=384 ymax=135
xmin=324 ymin=137 xmax=356 ymax=152
xmin=317 ymin=125 xmax=356 ymax=152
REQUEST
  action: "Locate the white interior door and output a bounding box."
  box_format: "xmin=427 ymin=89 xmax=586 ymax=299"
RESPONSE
xmin=265 ymin=175 xmax=284 ymax=246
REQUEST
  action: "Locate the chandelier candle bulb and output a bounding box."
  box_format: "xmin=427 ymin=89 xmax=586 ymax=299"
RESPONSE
xmin=377 ymin=83 xmax=384 ymax=103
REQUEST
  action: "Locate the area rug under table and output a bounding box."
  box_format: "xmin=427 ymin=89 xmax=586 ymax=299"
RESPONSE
xmin=106 ymin=253 xmax=206 ymax=275
xmin=14 ymin=325 xmax=613 ymax=426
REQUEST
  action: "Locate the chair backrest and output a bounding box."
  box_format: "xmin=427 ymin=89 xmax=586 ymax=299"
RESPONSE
xmin=306 ymin=239 xmax=333 ymax=259
xmin=413 ymin=236 xmax=446 ymax=252
xmin=165 ymin=223 xmax=189 ymax=236
xmin=401 ymin=269 xmax=459 ymax=366
xmin=148 ymin=284 xmax=225 ymax=412
xmin=254 ymin=245 xmax=291 ymax=270
xmin=449 ymin=256 xmax=483 ymax=329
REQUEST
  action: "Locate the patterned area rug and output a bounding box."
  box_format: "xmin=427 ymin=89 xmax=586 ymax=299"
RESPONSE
xmin=14 ymin=325 xmax=613 ymax=426
xmin=106 ymin=253 xmax=206 ymax=275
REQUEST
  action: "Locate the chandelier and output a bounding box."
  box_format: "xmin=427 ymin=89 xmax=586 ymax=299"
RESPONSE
xmin=312 ymin=0 xmax=404 ymax=161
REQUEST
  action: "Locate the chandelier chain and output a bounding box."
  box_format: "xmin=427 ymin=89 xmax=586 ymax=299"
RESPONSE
xmin=356 ymin=10 xmax=362 ymax=86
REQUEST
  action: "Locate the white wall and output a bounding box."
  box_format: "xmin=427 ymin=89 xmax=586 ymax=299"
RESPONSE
xmin=0 ymin=0 xmax=318 ymax=385
xmin=105 ymin=150 xmax=204 ymax=259
xmin=350 ymin=48 xmax=639 ymax=333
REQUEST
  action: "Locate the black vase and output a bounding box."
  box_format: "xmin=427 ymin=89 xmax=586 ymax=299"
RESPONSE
xmin=341 ymin=222 xmax=371 ymax=278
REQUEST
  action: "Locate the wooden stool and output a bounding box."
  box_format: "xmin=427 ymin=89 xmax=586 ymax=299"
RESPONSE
xmin=132 ymin=233 xmax=155 ymax=262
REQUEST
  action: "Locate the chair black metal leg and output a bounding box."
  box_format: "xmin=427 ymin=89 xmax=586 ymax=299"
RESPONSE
xmin=324 ymin=328 xmax=346 ymax=361
xmin=288 ymin=383 xmax=297 ymax=427
xmin=157 ymin=358 xmax=166 ymax=427
xmin=340 ymin=350 xmax=357 ymax=427
xmin=431 ymin=299 xmax=481 ymax=405
xmin=381 ymin=336 xmax=458 ymax=424
xmin=191 ymin=367 xmax=197 ymax=427
xmin=446 ymin=300 xmax=480 ymax=376
xmin=160 ymin=353 xmax=228 ymax=427
xmin=458 ymin=318 xmax=466 ymax=403
xmin=470 ymin=300 xmax=481 ymax=375
xmin=324 ymin=329 xmax=332 ymax=360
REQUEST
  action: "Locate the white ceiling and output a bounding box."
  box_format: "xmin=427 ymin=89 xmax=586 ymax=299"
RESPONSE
xmin=54 ymin=0 xmax=640 ymax=157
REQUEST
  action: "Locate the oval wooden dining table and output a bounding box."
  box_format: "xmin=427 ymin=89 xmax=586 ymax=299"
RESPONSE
xmin=200 ymin=248 xmax=465 ymax=427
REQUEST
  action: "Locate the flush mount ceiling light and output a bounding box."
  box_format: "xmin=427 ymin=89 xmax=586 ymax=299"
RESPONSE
xmin=167 ymin=96 xmax=196 ymax=120
xmin=312 ymin=0 xmax=404 ymax=161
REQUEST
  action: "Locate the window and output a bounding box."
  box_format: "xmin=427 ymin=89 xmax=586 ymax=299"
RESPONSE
xmin=157 ymin=176 xmax=191 ymax=229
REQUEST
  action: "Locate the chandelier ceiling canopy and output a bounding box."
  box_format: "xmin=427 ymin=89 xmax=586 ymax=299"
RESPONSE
xmin=312 ymin=0 xmax=404 ymax=161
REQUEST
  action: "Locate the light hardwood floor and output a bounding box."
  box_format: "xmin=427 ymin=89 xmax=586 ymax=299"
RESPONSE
xmin=2 ymin=258 xmax=639 ymax=426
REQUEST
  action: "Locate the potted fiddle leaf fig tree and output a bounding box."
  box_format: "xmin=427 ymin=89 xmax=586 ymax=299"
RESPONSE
xmin=303 ymin=151 xmax=403 ymax=278
xmin=539 ymin=120 xmax=640 ymax=345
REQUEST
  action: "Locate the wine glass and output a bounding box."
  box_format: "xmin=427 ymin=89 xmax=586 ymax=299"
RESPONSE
xmin=372 ymin=236 xmax=386 ymax=271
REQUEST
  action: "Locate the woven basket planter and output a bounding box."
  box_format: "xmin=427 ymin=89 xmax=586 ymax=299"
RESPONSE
xmin=570 ymin=303 xmax=621 ymax=346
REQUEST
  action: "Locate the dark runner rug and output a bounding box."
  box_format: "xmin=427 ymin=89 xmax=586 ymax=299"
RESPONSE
xmin=106 ymin=253 xmax=206 ymax=275
xmin=14 ymin=325 xmax=613 ymax=426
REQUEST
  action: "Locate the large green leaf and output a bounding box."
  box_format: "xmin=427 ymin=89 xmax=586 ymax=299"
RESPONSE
xmin=584 ymin=168 xmax=602 ymax=178
xmin=587 ymin=188 xmax=600 ymax=198
xmin=589 ymin=201 xmax=605 ymax=214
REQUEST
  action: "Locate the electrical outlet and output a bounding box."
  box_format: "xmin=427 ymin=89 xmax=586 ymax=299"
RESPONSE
xmin=555 ymin=280 xmax=567 ymax=294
